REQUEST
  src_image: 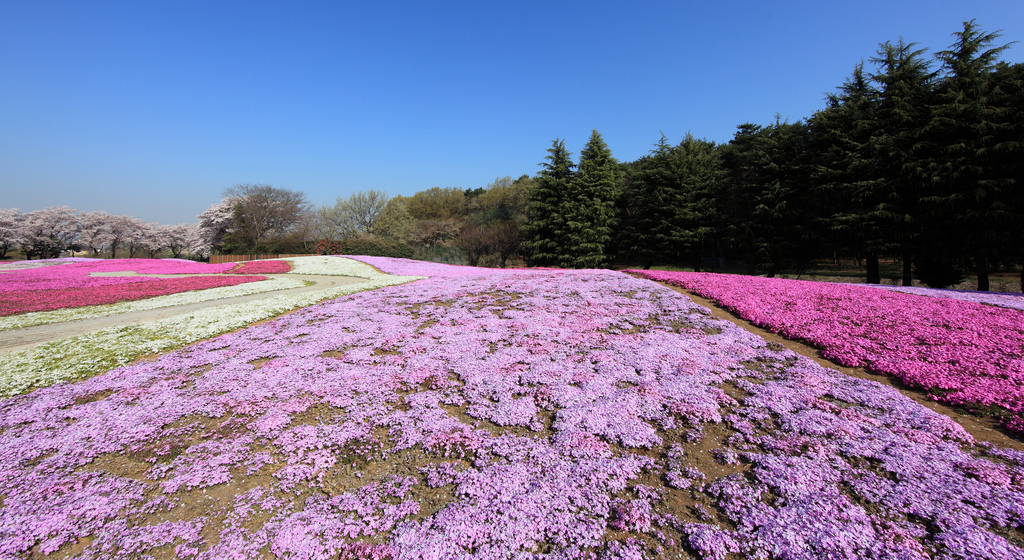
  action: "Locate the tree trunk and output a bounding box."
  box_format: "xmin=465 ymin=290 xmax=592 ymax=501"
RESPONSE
xmin=976 ymin=256 xmax=990 ymax=292
xmin=902 ymin=250 xmax=913 ymax=286
xmin=866 ymin=253 xmax=880 ymax=284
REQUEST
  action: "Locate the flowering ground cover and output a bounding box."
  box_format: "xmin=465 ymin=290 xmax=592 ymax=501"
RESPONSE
xmin=227 ymin=260 xmax=293 ymax=274
xmin=1 ymin=259 xmax=1021 ymax=559
xmin=0 ymin=257 xmax=421 ymax=398
xmin=0 ymin=277 xmax=311 ymax=331
xmin=0 ymin=276 xmax=266 ymax=317
xmin=0 ymin=259 xmax=241 ymax=294
xmin=0 ymin=257 xmax=96 ymax=271
xmin=863 ymin=284 xmax=1024 ymax=312
xmin=629 ymin=270 xmax=1024 ymax=434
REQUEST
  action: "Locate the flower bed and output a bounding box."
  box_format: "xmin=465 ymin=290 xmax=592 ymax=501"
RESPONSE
xmin=865 ymin=284 xmax=1024 ymax=312
xmin=283 ymin=255 xmax=390 ymax=277
xmin=0 ymin=276 xmax=266 ymax=317
xmin=0 ymin=259 xmax=238 ymax=293
xmin=227 ymin=260 xmax=292 ymax=274
xmin=630 ymin=270 xmax=1024 ymax=433
xmin=0 ymin=277 xmax=310 ymax=331
xmin=1 ymin=259 xmax=1021 ymax=558
xmin=0 ymin=260 xmax=420 ymax=397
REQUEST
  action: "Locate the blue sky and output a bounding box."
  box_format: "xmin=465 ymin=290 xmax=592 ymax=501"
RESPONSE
xmin=2 ymin=1 xmax=1022 ymax=224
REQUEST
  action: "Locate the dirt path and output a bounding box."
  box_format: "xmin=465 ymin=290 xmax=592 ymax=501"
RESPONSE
xmin=0 ymin=274 xmax=367 ymax=355
xmin=661 ymin=284 xmax=1024 ymax=452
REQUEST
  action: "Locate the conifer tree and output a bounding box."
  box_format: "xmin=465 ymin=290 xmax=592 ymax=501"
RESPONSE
xmin=623 ymin=134 xmax=680 ymax=268
xmin=721 ymin=120 xmax=815 ymax=277
xmin=559 ymin=130 xmax=619 ymax=268
xmin=869 ymin=39 xmax=937 ymax=285
xmin=927 ymin=20 xmax=1015 ymax=290
xmin=811 ymin=63 xmax=886 ymax=283
xmin=524 ymin=138 xmax=574 ymax=266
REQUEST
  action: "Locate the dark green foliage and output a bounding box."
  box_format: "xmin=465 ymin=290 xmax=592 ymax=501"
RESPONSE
xmin=622 ymin=133 xmax=722 ymax=269
xmin=867 ymin=39 xmax=938 ymax=286
xmin=514 ymin=21 xmax=1023 ymax=287
xmin=558 ymin=130 xmax=620 ymax=268
xmin=524 ymin=139 xmax=574 ymax=266
xmin=914 ymin=250 xmax=967 ymax=289
xmin=810 ymin=63 xmax=886 ymax=283
xmin=994 ymin=62 xmax=1024 ymax=291
xmin=925 ymin=20 xmax=1017 ymax=290
xmin=721 ymin=119 xmax=818 ymax=277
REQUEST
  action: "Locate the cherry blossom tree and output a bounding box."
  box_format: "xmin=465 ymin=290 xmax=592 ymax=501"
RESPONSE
xmin=0 ymin=208 xmax=21 ymax=258
xmin=18 ymin=206 xmax=81 ymax=259
xmin=122 ymin=217 xmax=152 ymax=258
xmin=197 ymin=200 xmax=236 ymax=256
xmin=159 ymin=223 xmax=194 ymax=258
xmin=143 ymin=223 xmax=167 ymax=258
xmin=106 ymin=214 xmax=141 ymax=259
xmin=78 ymin=211 xmax=114 ymax=256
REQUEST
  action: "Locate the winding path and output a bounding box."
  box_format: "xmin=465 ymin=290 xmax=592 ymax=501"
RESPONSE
xmin=0 ymin=274 xmax=367 ymax=355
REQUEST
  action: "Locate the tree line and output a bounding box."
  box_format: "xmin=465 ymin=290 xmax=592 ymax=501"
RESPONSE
xmin=523 ymin=20 xmax=1024 ymax=291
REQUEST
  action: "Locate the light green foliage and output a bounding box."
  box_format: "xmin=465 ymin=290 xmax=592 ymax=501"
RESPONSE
xmin=406 ymin=187 xmax=468 ymax=221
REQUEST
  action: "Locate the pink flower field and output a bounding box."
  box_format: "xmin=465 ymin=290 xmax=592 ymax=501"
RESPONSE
xmin=0 ymin=259 xmax=267 ymax=316
xmin=1 ymin=258 xmax=1021 ymax=559
xmin=629 ymin=270 xmax=1024 ymax=434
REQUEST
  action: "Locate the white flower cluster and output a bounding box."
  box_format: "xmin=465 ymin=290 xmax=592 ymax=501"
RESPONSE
xmin=0 ymin=277 xmax=311 ymax=331
xmin=283 ymin=256 xmax=385 ymax=278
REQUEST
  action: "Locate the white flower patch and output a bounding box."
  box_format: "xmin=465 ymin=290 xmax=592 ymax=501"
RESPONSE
xmin=0 ymin=277 xmax=311 ymax=331
xmin=0 ymin=273 xmax=422 ymax=398
xmin=283 ymin=256 xmax=386 ymax=278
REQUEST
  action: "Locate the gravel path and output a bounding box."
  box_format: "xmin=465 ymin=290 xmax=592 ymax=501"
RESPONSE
xmin=0 ymin=274 xmax=367 ymax=355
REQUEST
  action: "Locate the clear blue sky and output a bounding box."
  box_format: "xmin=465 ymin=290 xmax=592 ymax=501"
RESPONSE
xmin=2 ymin=1 xmax=1022 ymax=225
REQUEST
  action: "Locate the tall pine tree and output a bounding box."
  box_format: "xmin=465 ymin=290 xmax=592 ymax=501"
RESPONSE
xmin=927 ymin=20 xmax=1015 ymax=290
xmin=811 ymin=63 xmax=887 ymax=283
xmin=869 ymin=39 xmax=937 ymax=286
xmin=524 ymin=139 xmax=574 ymax=266
xmin=559 ymin=130 xmax=619 ymax=268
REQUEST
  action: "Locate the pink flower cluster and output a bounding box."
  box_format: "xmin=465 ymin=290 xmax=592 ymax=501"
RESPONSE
xmin=226 ymin=260 xmax=292 ymax=274
xmin=0 ymin=259 xmax=264 ymax=316
xmin=1 ymin=258 xmax=1020 ymax=558
xmin=630 ymin=270 xmax=1024 ymax=433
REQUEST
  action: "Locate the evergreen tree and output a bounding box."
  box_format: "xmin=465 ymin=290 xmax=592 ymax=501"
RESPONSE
xmin=721 ymin=119 xmax=816 ymax=277
xmin=673 ymin=134 xmax=724 ymax=270
xmin=869 ymin=39 xmax=937 ymax=286
xmin=992 ymin=61 xmax=1024 ymax=291
xmin=811 ymin=63 xmax=886 ymax=283
xmin=524 ymin=138 xmax=574 ymax=266
xmin=622 ymin=134 xmax=682 ymax=268
xmin=559 ymin=130 xmax=619 ymax=268
xmin=926 ymin=20 xmax=1015 ymax=290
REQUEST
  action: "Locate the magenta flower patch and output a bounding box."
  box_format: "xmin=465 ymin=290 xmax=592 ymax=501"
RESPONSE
xmin=630 ymin=269 xmax=1024 ymax=433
